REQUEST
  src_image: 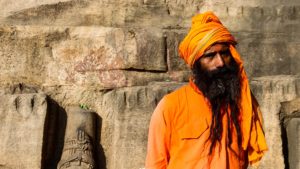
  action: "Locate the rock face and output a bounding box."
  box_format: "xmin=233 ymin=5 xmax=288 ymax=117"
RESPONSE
xmin=0 ymin=0 xmax=300 ymax=169
xmin=0 ymin=79 xmax=299 ymax=169
xmin=0 ymin=0 xmax=299 ymax=82
xmin=0 ymin=26 xmax=169 ymax=88
xmin=285 ymin=118 xmax=300 ymax=169
xmin=58 ymin=107 xmax=97 ymax=169
xmin=0 ymin=94 xmax=47 ymax=169
xmin=280 ymin=98 xmax=300 ymax=169
xmin=106 ymin=82 xmax=184 ymax=169
xmin=250 ymin=75 xmax=300 ymax=169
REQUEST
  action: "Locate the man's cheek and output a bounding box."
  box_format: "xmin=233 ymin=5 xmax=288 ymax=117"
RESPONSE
xmin=223 ymin=57 xmax=231 ymax=66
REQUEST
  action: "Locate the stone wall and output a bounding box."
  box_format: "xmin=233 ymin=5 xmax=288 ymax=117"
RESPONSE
xmin=280 ymin=98 xmax=300 ymax=169
xmin=0 ymin=0 xmax=299 ymax=169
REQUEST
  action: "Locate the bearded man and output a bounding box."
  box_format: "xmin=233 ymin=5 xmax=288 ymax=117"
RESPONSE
xmin=145 ymin=11 xmax=268 ymax=169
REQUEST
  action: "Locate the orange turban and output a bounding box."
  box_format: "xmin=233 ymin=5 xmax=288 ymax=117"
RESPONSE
xmin=179 ymin=11 xmax=238 ymax=67
xmin=178 ymin=11 xmax=268 ymax=162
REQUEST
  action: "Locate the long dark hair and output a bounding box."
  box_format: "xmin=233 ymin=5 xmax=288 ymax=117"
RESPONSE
xmin=192 ymin=55 xmax=242 ymax=154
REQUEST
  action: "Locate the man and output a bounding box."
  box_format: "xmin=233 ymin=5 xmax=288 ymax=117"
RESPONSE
xmin=145 ymin=11 xmax=268 ymax=169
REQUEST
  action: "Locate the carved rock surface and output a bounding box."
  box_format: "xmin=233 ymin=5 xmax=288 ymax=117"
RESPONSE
xmin=0 ymin=26 xmax=168 ymax=88
xmin=281 ymin=98 xmax=300 ymax=117
xmin=0 ymin=93 xmax=47 ymax=169
xmin=280 ymin=98 xmax=300 ymax=169
xmin=285 ymin=118 xmax=300 ymax=169
xmin=0 ymin=76 xmax=299 ymax=169
xmin=57 ymin=107 xmax=96 ymax=169
xmin=37 ymin=81 xmax=186 ymax=169
xmin=249 ymin=75 xmax=300 ymax=169
xmin=100 ymin=82 xmax=185 ymax=169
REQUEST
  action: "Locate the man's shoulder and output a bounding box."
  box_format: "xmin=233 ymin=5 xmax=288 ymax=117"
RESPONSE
xmin=154 ymin=84 xmax=189 ymax=118
xmin=162 ymin=83 xmax=190 ymax=104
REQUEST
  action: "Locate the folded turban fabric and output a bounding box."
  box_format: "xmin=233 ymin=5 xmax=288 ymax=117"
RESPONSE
xmin=179 ymin=11 xmax=237 ymax=67
xmin=178 ymin=11 xmax=268 ymax=165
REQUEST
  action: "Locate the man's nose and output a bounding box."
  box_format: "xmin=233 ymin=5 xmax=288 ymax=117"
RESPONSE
xmin=214 ymin=53 xmax=224 ymax=68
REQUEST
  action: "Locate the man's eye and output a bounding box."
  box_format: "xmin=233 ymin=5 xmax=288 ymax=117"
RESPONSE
xmin=204 ymin=53 xmax=215 ymax=58
xmin=220 ymin=50 xmax=231 ymax=57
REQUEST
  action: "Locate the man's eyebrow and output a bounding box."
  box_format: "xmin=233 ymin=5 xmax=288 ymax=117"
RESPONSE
xmin=203 ymin=47 xmax=229 ymax=55
xmin=203 ymin=51 xmax=216 ymax=56
xmin=219 ymin=46 xmax=229 ymax=51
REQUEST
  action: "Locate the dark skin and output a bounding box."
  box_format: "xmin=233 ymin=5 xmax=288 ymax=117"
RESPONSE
xmin=199 ymin=43 xmax=232 ymax=72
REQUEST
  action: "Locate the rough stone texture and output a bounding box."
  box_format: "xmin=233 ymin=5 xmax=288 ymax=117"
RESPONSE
xmin=1 ymin=1 xmax=300 ymax=79
xmin=164 ymin=30 xmax=300 ymax=78
xmin=0 ymin=93 xmax=47 ymax=169
xmin=1 ymin=1 xmax=299 ymax=30
xmin=0 ymin=26 xmax=169 ymax=88
xmin=281 ymin=98 xmax=300 ymax=117
xmin=0 ymin=76 xmax=299 ymax=169
xmin=165 ymin=31 xmax=190 ymax=71
xmin=107 ymin=82 xmax=184 ymax=169
xmin=234 ymin=33 xmax=300 ymax=78
xmin=250 ymin=75 xmax=300 ymax=169
xmin=58 ymin=107 xmax=96 ymax=169
xmin=285 ymin=118 xmax=300 ymax=169
xmin=27 ymin=82 xmax=184 ymax=169
xmin=280 ymin=98 xmax=300 ymax=169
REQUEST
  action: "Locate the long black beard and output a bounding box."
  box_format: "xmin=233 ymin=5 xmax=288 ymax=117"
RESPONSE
xmin=192 ymin=58 xmax=242 ymax=154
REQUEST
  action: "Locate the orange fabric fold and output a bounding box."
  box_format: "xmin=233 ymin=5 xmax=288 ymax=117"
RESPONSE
xmin=178 ymin=11 xmax=236 ymax=68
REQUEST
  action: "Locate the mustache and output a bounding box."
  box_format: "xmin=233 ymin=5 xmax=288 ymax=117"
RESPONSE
xmin=207 ymin=66 xmax=231 ymax=78
xmin=197 ymin=65 xmax=239 ymax=99
xmin=192 ymin=58 xmax=241 ymax=99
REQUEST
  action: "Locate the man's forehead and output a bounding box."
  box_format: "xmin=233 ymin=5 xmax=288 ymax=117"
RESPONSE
xmin=204 ymin=43 xmax=230 ymax=53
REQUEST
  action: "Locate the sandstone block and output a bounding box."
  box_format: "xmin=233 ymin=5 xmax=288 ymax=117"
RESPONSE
xmin=233 ymin=32 xmax=295 ymax=78
xmin=50 ymin=70 xmax=176 ymax=88
xmin=281 ymin=98 xmax=300 ymax=117
xmin=165 ymin=31 xmax=189 ymax=71
xmin=280 ymin=98 xmax=300 ymax=169
xmin=38 ymin=81 xmax=188 ymax=169
xmin=51 ymin=26 xmax=166 ymax=71
xmin=0 ymin=94 xmax=47 ymax=169
xmin=0 ymin=26 xmax=167 ymax=87
xmin=0 ymin=0 xmax=72 ymax=18
xmin=285 ymin=118 xmax=300 ymax=169
xmin=249 ymin=75 xmax=300 ymax=169
xmin=207 ymin=5 xmax=300 ymax=33
xmin=0 ymin=26 xmax=66 ymax=85
xmin=287 ymin=42 xmax=300 ymax=76
xmin=101 ymin=82 xmax=185 ymax=169
xmin=1 ymin=0 xmax=300 ymax=34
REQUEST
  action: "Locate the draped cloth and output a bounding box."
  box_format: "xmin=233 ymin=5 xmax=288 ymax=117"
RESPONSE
xmin=145 ymin=11 xmax=268 ymax=169
xmin=178 ymin=11 xmax=268 ymax=163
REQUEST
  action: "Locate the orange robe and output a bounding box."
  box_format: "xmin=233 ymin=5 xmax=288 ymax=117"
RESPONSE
xmin=145 ymin=79 xmax=268 ymax=169
xmin=146 ymin=11 xmax=267 ymax=169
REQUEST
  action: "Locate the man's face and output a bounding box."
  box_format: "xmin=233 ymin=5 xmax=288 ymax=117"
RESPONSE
xmin=192 ymin=42 xmax=239 ymax=99
xmin=198 ymin=43 xmax=232 ymax=73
